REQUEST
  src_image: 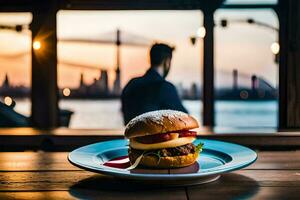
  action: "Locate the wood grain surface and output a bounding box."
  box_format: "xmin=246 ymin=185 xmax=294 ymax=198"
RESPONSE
xmin=0 ymin=151 xmax=300 ymax=199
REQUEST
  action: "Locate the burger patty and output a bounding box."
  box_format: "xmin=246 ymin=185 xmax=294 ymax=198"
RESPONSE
xmin=129 ymin=143 xmax=196 ymax=157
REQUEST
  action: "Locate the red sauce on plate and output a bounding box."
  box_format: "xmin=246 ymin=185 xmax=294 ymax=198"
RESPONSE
xmin=103 ymin=156 xmax=130 ymax=169
xmin=103 ymin=155 xmax=200 ymax=174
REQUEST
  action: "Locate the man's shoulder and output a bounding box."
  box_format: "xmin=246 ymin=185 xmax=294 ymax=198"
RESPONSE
xmin=124 ymin=77 xmax=144 ymax=88
xmin=160 ymin=80 xmax=176 ymax=90
xmin=124 ymin=73 xmax=165 ymax=89
xmin=122 ymin=77 xmax=145 ymax=95
xmin=158 ymin=80 xmax=180 ymax=98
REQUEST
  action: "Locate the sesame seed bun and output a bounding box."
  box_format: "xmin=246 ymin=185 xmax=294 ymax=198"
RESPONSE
xmin=124 ymin=110 xmax=199 ymax=139
xmin=129 ymin=151 xmax=199 ymax=168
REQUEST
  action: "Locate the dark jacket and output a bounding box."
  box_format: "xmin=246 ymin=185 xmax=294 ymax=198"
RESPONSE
xmin=0 ymin=102 xmax=29 ymax=127
xmin=121 ymin=68 xmax=188 ymax=124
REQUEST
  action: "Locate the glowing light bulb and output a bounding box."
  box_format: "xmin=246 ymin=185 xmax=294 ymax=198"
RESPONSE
xmin=33 ymin=41 xmax=41 ymax=50
xmin=271 ymin=42 xmax=280 ymax=55
xmin=63 ymin=88 xmax=71 ymax=97
xmin=4 ymin=96 xmax=13 ymax=106
xmin=196 ymin=27 xmax=206 ymax=38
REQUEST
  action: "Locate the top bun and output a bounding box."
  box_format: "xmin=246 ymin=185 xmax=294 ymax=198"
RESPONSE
xmin=125 ymin=110 xmax=199 ymax=138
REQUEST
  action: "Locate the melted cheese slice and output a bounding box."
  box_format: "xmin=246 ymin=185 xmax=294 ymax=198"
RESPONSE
xmin=130 ymin=137 xmax=196 ymax=150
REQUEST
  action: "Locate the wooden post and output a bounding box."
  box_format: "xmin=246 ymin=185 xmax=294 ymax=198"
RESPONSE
xmin=31 ymin=1 xmax=58 ymax=128
xmin=278 ymin=0 xmax=300 ymax=128
xmin=202 ymin=9 xmax=215 ymax=127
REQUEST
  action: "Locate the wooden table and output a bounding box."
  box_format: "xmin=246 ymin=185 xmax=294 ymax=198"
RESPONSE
xmin=0 ymin=151 xmax=300 ymax=199
xmin=2 ymin=128 xmax=300 ymax=151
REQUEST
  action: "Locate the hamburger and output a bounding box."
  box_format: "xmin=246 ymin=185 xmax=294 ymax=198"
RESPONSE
xmin=125 ymin=110 xmax=203 ymax=169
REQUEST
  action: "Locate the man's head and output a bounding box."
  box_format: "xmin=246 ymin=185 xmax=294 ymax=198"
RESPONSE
xmin=150 ymin=43 xmax=175 ymax=78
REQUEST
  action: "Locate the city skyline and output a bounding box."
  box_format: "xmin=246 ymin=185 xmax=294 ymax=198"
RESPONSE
xmin=0 ymin=68 xmax=277 ymax=101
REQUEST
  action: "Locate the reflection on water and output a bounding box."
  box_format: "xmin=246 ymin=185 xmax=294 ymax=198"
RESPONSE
xmin=13 ymin=99 xmax=277 ymax=129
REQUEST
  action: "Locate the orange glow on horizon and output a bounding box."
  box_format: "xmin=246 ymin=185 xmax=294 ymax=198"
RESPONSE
xmin=0 ymin=10 xmax=279 ymax=89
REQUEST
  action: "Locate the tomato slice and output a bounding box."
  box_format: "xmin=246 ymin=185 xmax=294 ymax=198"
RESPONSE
xmin=135 ymin=133 xmax=172 ymax=144
xmin=178 ymin=130 xmax=197 ymax=137
xmin=134 ymin=130 xmax=197 ymax=144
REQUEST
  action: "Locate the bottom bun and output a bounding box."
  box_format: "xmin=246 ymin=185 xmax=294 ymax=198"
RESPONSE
xmin=129 ymin=151 xmax=199 ymax=168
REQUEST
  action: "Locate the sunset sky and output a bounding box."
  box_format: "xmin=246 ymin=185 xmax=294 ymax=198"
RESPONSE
xmin=0 ymin=8 xmax=278 ymax=90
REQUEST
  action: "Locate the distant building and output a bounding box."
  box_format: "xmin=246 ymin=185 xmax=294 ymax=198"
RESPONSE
xmin=233 ymin=69 xmax=238 ymax=91
xmin=190 ymin=83 xmax=200 ymax=99
xmin=176 ymin=83 xmax=184 ymax=97
xmin=88 ymin=69 xmax=110 ymax=96
xmin=251 ymin=75 xmax=259 ymax=91
xmin=216 ymin=73 xmax=277 ymax=100
xmin=2 ymin=74 xmax=10 ymax=88
xmin=0 ymin=73 xmax=30 ymax=98
xmin=69 ymin=70 xmax=111 ymax=98
xmin=113 ymin=67 xmax=121 ymax=96
xmin=100 ymin=70 xmax=109 ymax=94
xmin=178 ymin=82 xmax=201 ymax=100
xmin=79 ymin=73 xmax=84 ymax=88
xmin=77 ymin=73 xmax=87 ymax=95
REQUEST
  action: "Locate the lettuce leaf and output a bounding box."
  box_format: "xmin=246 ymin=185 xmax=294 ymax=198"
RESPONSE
xmin=196 ymin=143 xmax=204 ymax=153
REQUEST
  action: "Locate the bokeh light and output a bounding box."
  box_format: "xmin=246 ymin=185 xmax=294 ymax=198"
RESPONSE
xmin=270 ymin=42 xmax=280 ymax=55
xmin=4 ymin=96 xmax=13 ymax=106
xmin=33 ymin=41 xmax=41 ymax=50
xmin=63 ymin=88 xmax=71 ymax=97
xmin=196 ymin=27 xmax=206 ymax=38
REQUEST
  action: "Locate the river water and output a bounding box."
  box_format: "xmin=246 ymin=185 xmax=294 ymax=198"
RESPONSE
xmin=14 ymin=99 xmax=277 ymax=129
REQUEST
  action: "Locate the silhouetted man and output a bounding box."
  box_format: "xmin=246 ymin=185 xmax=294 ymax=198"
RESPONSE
xmin=121 ymin=43 xmax=188 ymax=124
